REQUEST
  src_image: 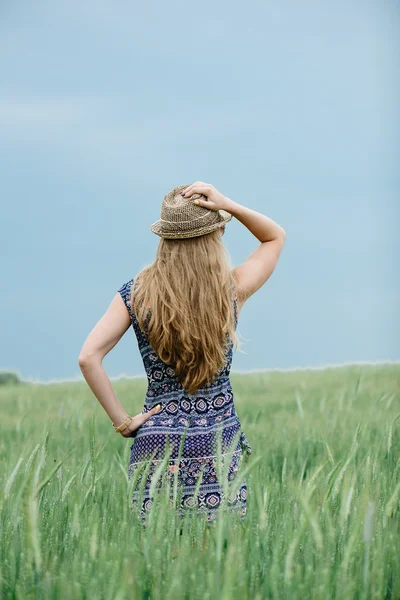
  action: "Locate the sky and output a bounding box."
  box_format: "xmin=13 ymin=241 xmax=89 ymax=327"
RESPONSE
xmin=0 ymin=0 xmax=399 ymax=382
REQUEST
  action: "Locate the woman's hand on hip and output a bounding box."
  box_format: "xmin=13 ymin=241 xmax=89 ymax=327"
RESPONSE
xmin=180 ymin=182 xmax=233 ymax=212
xmin=119 ymin=403 xmax=162 ymax=438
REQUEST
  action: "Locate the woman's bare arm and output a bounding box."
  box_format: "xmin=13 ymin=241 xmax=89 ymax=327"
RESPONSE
xmin=227 ymin=199 xmax=286 ymax=311
xmin=78 ymin=294 xmax=160 ymax=434
xmin=78 ymin=295 xmax=133 ymax=426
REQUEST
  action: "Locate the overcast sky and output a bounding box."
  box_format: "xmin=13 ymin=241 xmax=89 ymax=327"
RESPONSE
xmin=1 ymin=0 xmax=399 ymax=382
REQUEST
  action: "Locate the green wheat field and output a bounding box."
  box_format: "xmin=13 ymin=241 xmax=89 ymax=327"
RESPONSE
xmin=1 ymin=363 xmax=399 ymax=600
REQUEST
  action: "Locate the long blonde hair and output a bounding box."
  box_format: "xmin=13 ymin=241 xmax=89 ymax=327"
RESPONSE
xmin=130 ymin=228 xmax=243 ymax=394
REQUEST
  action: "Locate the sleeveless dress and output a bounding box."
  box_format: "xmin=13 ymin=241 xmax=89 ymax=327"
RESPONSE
xmin=117 ymin=276 xmax=253 ymax=525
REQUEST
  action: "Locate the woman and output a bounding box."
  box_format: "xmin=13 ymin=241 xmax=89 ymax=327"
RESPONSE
xmin=78 ymin=181 xmax=286 ymax=525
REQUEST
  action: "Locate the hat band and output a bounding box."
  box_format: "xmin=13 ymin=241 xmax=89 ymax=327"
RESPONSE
xmin=157 ymin=209 xmax=222 ymax=233
xmin=158 ymin=211 xmax=217 ymax=225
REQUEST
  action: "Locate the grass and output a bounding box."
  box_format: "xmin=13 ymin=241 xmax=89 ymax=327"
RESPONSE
xmin=0 ymin=363 xmax=399 ymax=599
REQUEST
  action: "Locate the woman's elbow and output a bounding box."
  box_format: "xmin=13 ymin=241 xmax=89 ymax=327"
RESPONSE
xmin=279 ymin=227 xmax=286 ymax=241
xmin=78 ymin=349 xmax=99 ymax=368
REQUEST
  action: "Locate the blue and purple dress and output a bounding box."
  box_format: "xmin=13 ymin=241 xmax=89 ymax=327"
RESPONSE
xmin=117 ymin=276 xmax=252 ymax=525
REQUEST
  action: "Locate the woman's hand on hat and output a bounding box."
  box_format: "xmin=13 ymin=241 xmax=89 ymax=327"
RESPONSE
xmin=119 ymin=403 xmax=162 ymax=438
xmin=180 ymin=182 xmax=231 ymax=212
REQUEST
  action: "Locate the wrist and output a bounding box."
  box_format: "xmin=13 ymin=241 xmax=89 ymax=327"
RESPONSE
xmin=112 ymin=411 xmax=130 ymax=426
xmin=118 ymin=417 xmax=136 ymax=437
xmin=112 ymin=414 xmax=132 ymax=433
xmin=223 ymin=197 xmax=241 ymax=217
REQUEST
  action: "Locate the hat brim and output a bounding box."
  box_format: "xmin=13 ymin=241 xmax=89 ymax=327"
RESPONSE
xmin=151 ymin=209 xmax=232 ymax=239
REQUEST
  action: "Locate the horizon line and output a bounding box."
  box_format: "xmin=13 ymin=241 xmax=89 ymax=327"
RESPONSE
xmin=1 ymin=359 xmax=399 ymax=386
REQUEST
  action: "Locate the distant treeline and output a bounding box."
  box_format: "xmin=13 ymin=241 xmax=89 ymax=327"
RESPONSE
xmin=0 ymin=372 xmax=22 ymax=386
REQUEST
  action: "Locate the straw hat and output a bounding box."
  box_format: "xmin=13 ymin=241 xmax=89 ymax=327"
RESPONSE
xmin=151 ymin=183 xmax=232 ymax=239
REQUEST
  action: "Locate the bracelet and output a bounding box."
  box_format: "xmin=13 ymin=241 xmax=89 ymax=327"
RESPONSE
xmin=112 ymin=415 xmax=133 ymax=433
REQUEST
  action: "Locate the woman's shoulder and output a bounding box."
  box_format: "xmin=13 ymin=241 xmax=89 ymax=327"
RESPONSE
xmin=117 ymin=278 xmax=135 ymax=317
xmin=117 ymin=271 xmax=146 ymax=317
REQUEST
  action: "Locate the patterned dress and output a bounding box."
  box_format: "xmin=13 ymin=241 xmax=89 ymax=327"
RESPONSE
xmin=117 ymin=276 xmax=252 ymax=525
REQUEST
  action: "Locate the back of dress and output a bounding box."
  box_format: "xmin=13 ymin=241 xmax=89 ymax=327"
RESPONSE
xmin=118 ymin=275 xmax=252 ymax=525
